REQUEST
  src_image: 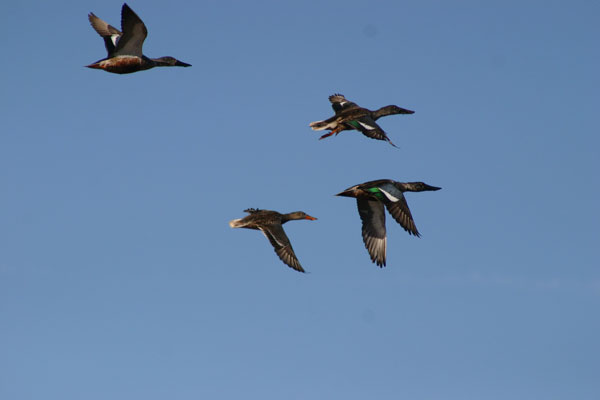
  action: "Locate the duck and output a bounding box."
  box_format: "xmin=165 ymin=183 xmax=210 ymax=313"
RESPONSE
xmin=229 ymin=208 xmax=317 ymax=273
xmin=309 ymin=94 xmax=414 ymax=147
xmin=336 ymin=180 xmax=440 ymax=267
xmin=86 ymin=3 xmax=191 ymax=74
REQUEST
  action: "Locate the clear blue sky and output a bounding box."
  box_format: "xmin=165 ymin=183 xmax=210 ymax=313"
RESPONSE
xmin=1 ymin=0 xmax=599 ymax=399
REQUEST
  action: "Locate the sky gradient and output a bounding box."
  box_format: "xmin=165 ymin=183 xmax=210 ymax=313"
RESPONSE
xmin=1 ymin=1 xmax=599 ymax=399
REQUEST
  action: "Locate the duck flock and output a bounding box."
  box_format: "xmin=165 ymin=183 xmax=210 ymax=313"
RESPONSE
xmin=88 ymin=3 xmax=441 ymax=273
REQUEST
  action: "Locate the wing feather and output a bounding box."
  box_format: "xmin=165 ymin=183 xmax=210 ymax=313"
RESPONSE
xmin=348 ymin=116 xmax=397 ymax=147
xmin=114 ymin=4 xmax=147 ymax=57
xmin=384 ymin=196 xmax=420 ymax=237
xmin=357 ymin=198 xmax=387 ymax=267
xmin=88 ymin=12 xmax=122 ymax=56
xmin=260 ymin=225 xmax=305 ymax=272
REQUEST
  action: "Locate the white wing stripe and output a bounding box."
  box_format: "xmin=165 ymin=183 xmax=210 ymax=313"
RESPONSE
xmin=379 ymin=188 xmax=400 ymax=202
xmin=358 ymin=121 xmax=376 ymax=130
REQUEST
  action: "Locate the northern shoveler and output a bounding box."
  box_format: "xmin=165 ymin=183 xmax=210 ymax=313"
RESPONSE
xmin=86 ymin=3 xmax=191 ymax=74
xmin=229 ymin=208 xmax=317 ymax=273
xmin=337 ymin=180 xmax=440 ymax=267
xmin=310 ymin=94 xmax=414 ymax=147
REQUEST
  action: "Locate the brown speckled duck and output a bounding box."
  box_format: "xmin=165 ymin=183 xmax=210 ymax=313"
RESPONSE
xmin=337 ymin=180 xmax=440 ymax=267
xmin=310 ymin=94 xmax=414 ymax=147
xmin=86 ymin=3 xmax=191 ymax=74
xmin=229 ymin=208 xmax=317 ymax=273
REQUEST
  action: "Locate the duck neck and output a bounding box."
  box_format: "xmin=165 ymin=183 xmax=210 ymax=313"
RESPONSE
xmin=400 ymin=182 xmax=421 ymax=192
xmin=371 ymin=105 xmax=400 ymax=120
xmin=150 ymin=57 xmax=170 ymax=67
xmin=282 ymin=213 xmax=299 ymax=223
xmin=371 ymin=105 xmax=413 ymax=120
xmin=399 ymin=182 xmax=441 ymax=192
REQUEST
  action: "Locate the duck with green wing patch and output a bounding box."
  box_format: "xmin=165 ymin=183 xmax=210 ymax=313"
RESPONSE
xmin=337 ymin=180 xmax=440 ymax=267
xmin=310 ymin=94 xmax=414 ymax=147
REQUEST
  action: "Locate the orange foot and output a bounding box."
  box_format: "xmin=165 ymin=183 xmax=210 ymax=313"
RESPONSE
xmin=319 ymin=127 xmax=342 ymax=140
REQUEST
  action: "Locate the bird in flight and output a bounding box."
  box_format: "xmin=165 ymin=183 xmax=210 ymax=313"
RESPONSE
xmin=337 ymin=179 xmax=440 ymax=267
xmin=86 ymin=3 xmax=191 ymax=74
xmin=310 ymin=94 xmax=414 ymax=147
xmin=229 ymin=208 xmax=317 ymax=273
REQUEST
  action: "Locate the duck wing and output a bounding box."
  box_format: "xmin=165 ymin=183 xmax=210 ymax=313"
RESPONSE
xmin=114 ymin=3 xmax=147 ymax=57
xmin=357 ymin=198 xmax=387 ymax=267
xmin=88 ymin=13 xmax=122 ymax=56
xmin=329 ymin=94 xmax=360 ymax=114
xmin=381 ymin=189 xmax=420 ymax=237
xmin=260 ymin=224 xmax=305 ymax=272
xmin=346 ymin=116 xmax=398 ymax=147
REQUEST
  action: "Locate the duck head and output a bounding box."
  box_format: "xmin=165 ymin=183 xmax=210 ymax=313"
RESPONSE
xmin=284 ymin=211 xmax=318 ymax=222
xmin=153 ymin=56 xmax=192 ymax=67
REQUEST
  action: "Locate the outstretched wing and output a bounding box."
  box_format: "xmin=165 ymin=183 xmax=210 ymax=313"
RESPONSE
xmin=357 ymin=198 xmax=387 ymax=267
xmin=346 ymin=116 xmax=397 ymax=147
xmin=88 ymin=13 xmax=122 ymax=56
xmin=381 ymin=190 xmax=420 ymax=237
xmin=114 ymin=3 xmax=147 ymax=57
xmin=260 ymin=224 xmax=305 ymax=272
xmin=329 ymin=94 xmax=359 ymax=114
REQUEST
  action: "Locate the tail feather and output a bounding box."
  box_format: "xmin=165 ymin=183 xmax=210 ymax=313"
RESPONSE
xmin=309 ymin=120 xmax=336 ymax=131
xmin=335 ymin=188 xmax=358 ymax=197
xmin=229 ymin=218 xmax=244 ymax=228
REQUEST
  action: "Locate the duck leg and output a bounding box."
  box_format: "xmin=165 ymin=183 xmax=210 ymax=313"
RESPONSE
xmin=319 ymin=126 xmax=342 ymax=140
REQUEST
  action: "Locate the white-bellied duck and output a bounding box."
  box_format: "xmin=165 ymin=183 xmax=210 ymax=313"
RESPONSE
xmin=229 ymin=208 xmax=317 ymax=273
xmin=310 ymin=94 xmax=414 ymax=147
xmin=86 ymin=3 xmax=191 ymax=74
xmin=337 ymin=180 xmax=440 ymax=267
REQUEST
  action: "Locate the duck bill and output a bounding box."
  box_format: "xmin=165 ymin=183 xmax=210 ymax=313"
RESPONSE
xmin=424 ymin=184 xmax=442 ymax=191
xmin=305 ymin=215 xmax=317 ymax=221
xmin=175 ymin=60 xmax=192 ymax=67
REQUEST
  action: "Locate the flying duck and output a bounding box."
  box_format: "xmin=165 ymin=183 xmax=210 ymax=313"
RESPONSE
xmin=310 ymin=94 xmax=414 ymax=147
xmin=86 ymin=3 xmax=191 ymax=74
xmin=229 ymin=208 xmax=317 ymax=273
xmin=337 ymin=180 xmax=440 ymax=267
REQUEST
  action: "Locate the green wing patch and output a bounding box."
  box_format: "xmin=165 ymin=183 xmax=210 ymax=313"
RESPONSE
xmin=367 ymin=187 xmax=384 ymax=200
xmin=348 ymin=120 xmax=360 ymax=129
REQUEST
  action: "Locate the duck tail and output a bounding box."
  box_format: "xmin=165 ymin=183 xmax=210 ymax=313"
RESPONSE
xmin=85 ymin=62 xmax=103 ymax=70
xmin=335 ymin=188 xmax=357 ymax=198
xmin=309 ymin=120 xmax=335 ymax=131
xmin=229 ymin=218 xmax=244 ymax=228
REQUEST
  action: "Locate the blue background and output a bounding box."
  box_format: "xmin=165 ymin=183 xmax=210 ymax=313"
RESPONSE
xmin=1 ymin=0 xmax=599 ymax=399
